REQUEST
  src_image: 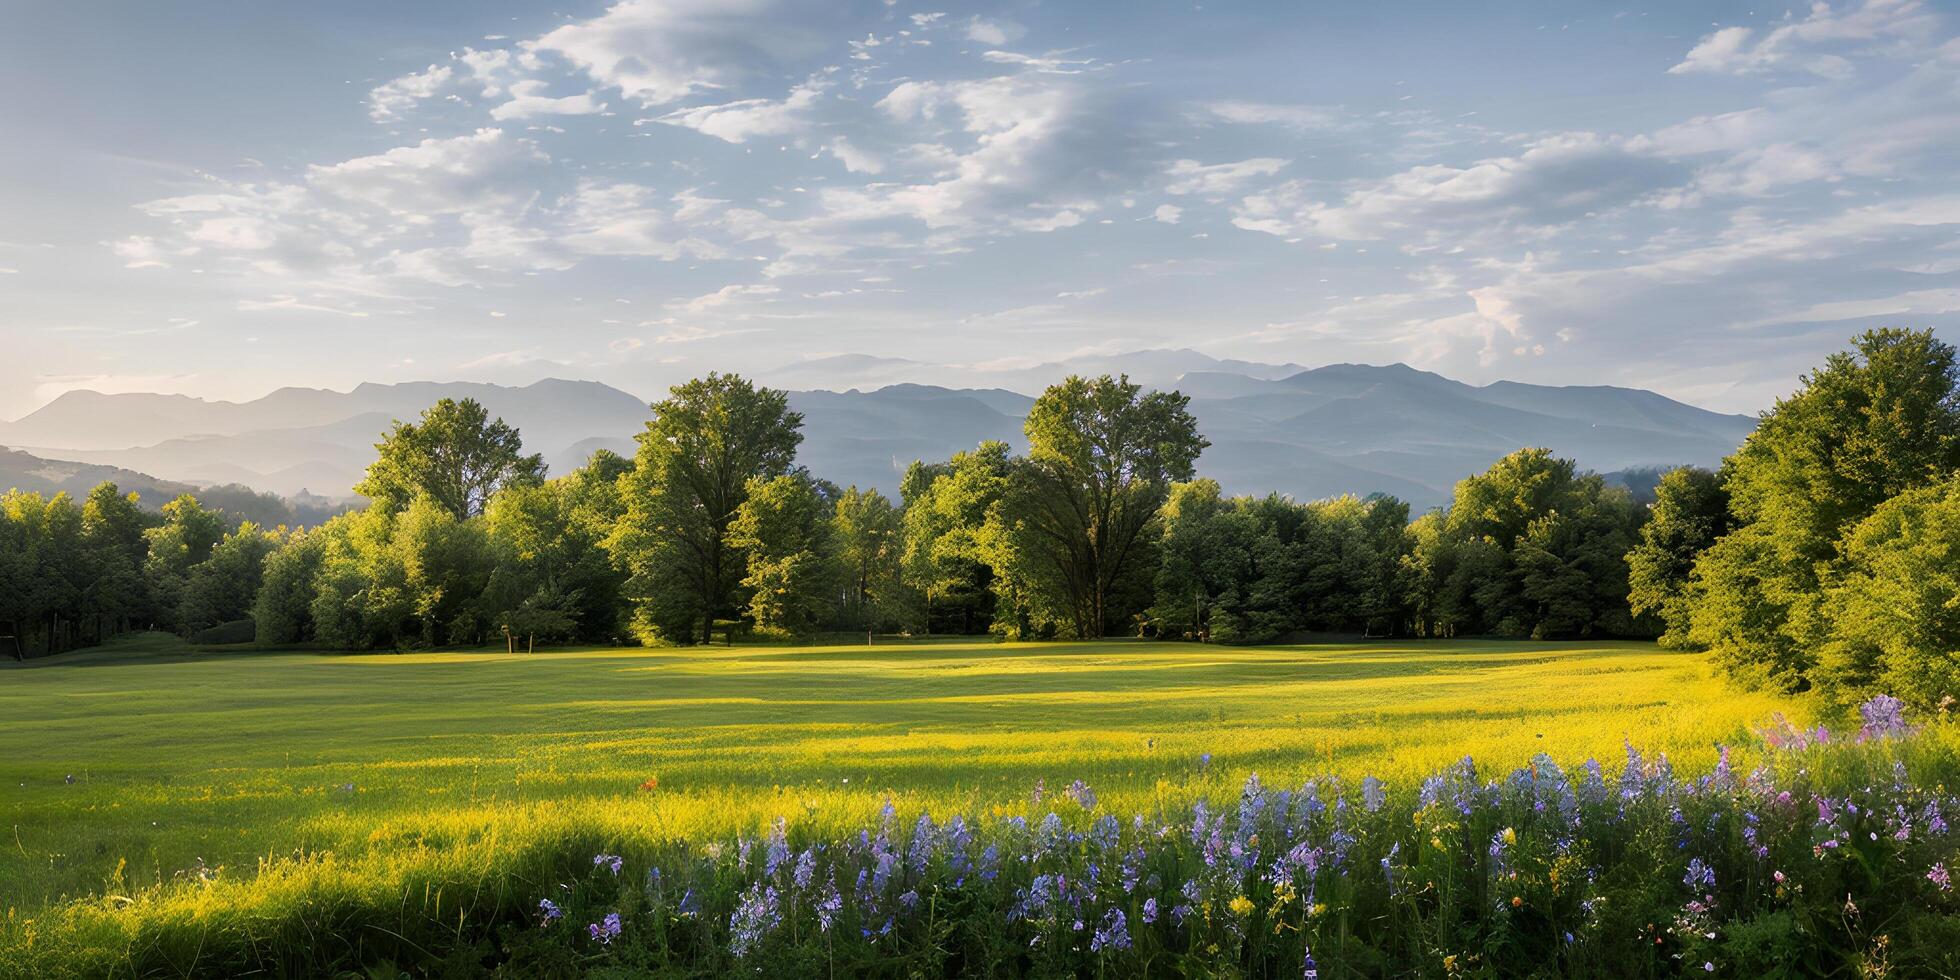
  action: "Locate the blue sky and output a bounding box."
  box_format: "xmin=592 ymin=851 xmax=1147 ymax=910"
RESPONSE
xmin=3 ymin=0 xmax=1957 ymax=418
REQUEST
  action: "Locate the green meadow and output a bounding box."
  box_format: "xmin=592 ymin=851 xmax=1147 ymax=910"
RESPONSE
xmin=1 ymin=633 xmax=1800 ymax=919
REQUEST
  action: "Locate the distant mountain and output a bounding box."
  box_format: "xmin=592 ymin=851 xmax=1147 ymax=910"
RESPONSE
xmin=0 ymin=446 xmax=197 ymax=506
xmin=3 ymin=360 xmax=1757 ymax=509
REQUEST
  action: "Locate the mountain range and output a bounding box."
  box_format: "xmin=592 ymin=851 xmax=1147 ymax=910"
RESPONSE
xmin=0 ymin=350 xmax=1758 ymax=511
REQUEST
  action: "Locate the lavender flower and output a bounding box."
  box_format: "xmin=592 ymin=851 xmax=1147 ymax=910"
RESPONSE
xmin=1931 ymin=863 xmax=1953 ymax=892
xmin=587 ymin=912 xmax=621 ymax=944
xmin=1090 ymin=908 xmax=1130 ymax=952
xmin=537 ymin=898 xmax=562 ymax=924
xmin=593 ymin=853 xmax=623 ymax=875
xmin=1684 ymin=857 xmax=1716 ymax=893
xmin=1859 ymin=695 xmax=1910 ymax=742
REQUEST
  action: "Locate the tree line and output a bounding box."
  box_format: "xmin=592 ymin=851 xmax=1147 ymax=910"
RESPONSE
xmin=7 ymin=329 xmax=1957 ymax=711
xmin=1628 ymin=328 xmax=1960 ymax=711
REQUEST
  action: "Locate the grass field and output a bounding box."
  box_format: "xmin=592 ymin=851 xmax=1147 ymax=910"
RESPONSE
xmin=0 ymin=631 xmax=1807 ymax=921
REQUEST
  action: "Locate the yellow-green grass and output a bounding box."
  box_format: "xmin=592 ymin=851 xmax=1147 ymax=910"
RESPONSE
xmin=1 ymin=632 xmax=1806 ymax=924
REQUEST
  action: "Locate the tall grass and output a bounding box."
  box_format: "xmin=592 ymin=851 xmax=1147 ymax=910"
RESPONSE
xmin=0 ymin=635 xmax=1853 ymax=976
xmin=5 ymin=706 xmax=1956 ymax=977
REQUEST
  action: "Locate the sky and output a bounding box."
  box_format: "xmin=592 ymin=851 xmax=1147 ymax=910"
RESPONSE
xmin=3 ymin=0 xmax=1958 ymax=420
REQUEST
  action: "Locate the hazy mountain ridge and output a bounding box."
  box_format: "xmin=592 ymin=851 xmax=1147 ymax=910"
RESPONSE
xmin=1 ymin=353 xmax=1756 ymax=508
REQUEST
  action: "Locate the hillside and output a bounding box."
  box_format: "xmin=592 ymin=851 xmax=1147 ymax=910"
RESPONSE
xmin=2 ymin=359 xmax=1757 ymax=508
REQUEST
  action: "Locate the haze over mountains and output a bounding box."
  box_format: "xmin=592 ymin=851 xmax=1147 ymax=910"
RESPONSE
xmin=1 ymin=350 xmax=1757 ymax=511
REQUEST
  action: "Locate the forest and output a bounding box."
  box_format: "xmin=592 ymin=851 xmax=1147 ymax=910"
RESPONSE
xmin=3 ymin=328 xmax=1955 ymax=709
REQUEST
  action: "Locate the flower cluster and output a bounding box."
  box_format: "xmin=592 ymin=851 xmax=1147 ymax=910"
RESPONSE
xmin=514 ymin=697 xmax=1957 ymax=976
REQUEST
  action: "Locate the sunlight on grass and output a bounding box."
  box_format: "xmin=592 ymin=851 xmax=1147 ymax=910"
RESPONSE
xmin=0 ymin=633 xmax=1804 ymax=923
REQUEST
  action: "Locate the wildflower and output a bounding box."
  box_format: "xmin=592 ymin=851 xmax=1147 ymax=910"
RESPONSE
xmin=587 ymin=912 xmax=622 ymax=944
xmin=1303 ymin=944 xmax=1319 ymax=978
xmin=1142 ymin=897 xmax=1159 ymax=923
xmin=1066 ymin=779 xmax=1098 ymax=810
xmin=1501 ymin=827 xmax=1517 ymax=846
xmin=729 ymin=883 xmax=781 ymax=957
xmin=1684 ymin=857 xmax=1716 ymax=893
xmin=1091 ymin=908 xmax=1131 ymax=952
xmin=537 ymin=898 xmax=562 ymax=924
xmin=1229 ymin=894 xmax=1255 ymax=916
xmin=1857 ymin=695 xmax=1909 ymax=742
xmin=1931 ymin=863 xmax=1953 ymax=892
xmin=593 ymin=853 xmax=623 ymax=875
xmin=1361 ymin=775 xmax=1385 ymax=812
xmin=1200 ymin=752 xmax=1213 ymax=771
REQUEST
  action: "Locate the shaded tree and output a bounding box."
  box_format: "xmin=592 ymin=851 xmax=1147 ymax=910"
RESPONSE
xmin=612 ymin=374 xmax=803 ymax=644
xmin=728 ymin=473 xmax=840 ymax=638
xmin=1625 ymin=466 xmax=1728 ymax=647
xmin=990 ymin=376 xmax=1207 ymax=639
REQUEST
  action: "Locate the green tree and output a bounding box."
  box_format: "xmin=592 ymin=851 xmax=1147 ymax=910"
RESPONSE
xmin=900 ymin=445 xmax=1010 ymax=634
xmin=1817 ymin=475 xmax=1960 ymax=708
xmin=79 ymin=483 xmax=152 ymax=640
xmin=356 ymin=398 xmax=545 ymax=518
xmin=254 ymin=528 xmax=327 ymax=645
xmin=1686 ymin=328 xmax=1960 ymax=688
xmin=1149 ymin=480 xmax=1258 ymax=641
xmin=143 ymin=494 xmax=226 ymax=632
xmin=482 ymin=466 xmax=627 ymax=646
xmin=1408 ymin=448 xmax=1642 ymax=639
xmin=991 ymin=376 xmax=1208 ymax=639
xmin=833 ymin=486 xmax=903 ymax=632
xmin=612 ymin=374 xmax=803 ymax=644
xmin=1625 ymin=466 xmax=1729 ymax=647
xmin=728 ymin=474 xmax=841 ymax=638
xmin=178 ymin=522 xmax=278 ymax=633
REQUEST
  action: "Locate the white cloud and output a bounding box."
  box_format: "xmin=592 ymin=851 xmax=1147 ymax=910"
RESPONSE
xmin=1199 ymin=100 xmax=1342 ymax=130
xmin=654 ymin=82 xmax=821 ymax=143
xmin=307 ymin=128 xmax=550 ymax=215
xmin=1151 ymin=204 xmax=1182 ymax=224
xmin=1164 ymin=158 xmax=1286 ymax=196
xmin=826 ymin=137 xmax=884 ymax=174
xmin=369 ymin=64 xmax=453 ymax=122
xmin=527 ymin=0 xmax=826 ymax=106
xmin=1671 ymin=0 xmax=1938 ymax=77
xmin=964 ymin=16 xmax=1024 ymax=46
xmin=489 ymin=80 xmax=606 ymax=120
xmin=669 ymin=282 xmax=780 ymax=313
xmin=236 ymin=295 xmax=372 ymax=317
xmin=1233 ymin=133 xmax=1682 ymax=240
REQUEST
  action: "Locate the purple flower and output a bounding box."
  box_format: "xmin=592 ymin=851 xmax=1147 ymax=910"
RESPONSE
xmin=593 ymin=853 xmax=622 ymax=875
xmin=537 ymin=898 xmax=562 ymax=924
xmin=1684 ymin=857 xmax=1716 ymax=893
xmin=1141 ymin=897 xmax=1159 ymax=924
xmin=587 ymin=911 xmax=621 ymax=944
xmin=1090 ymin=908 xmax=1131 ymax=952
xmin=1931 ymin=863 xmax=1953 ymax=892
xmin=1361 ymin=776 xmax=1386 ymax=812
xmin=1066 ymin=779 xmax=1098 ymax=810
xmin=1858 ymin=695 xmax=1910 ymax=742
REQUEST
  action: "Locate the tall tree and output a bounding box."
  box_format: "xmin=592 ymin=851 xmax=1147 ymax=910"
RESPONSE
xmin=1625 ymin=466 xmax=1729 ymax=647
xmin=833 ymin=486 xmax=903 ymax=632
xmin=1149 ymin=479 xmax=1258 ymax=642
xmin=79 ymin=483 xmax=151 ymax=640
xmin=356 ymin=398 xmax=545 ymax=518
xmin=1818 ymin=474 xmax=1960 ymax=708
xmin=728 ymin=474 xmax=841 ymax=638
xmin=1685 ymin=328 xmax=1960 ymax=688
xmin=178 ymin=522 xmax=278 ymax=633
xmin=613 ymin=374 xmax=803 ymax=644
xmin=992 ymin=375 xmax=1207 ymax=638
xmin=900 ymin=445 xmax=1010 ymax=634
xmin=143 ymin=494 xmax=225 ymax=632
